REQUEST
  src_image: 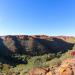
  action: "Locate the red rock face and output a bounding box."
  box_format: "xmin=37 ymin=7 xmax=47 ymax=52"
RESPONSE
xmin=56 ymin=58 xmax=75 ymax=75
xmin=70 ymin=51 xmax=75 ymax=56
xmin=3 ymin=36 xmax=17 ymax=53
xmin=60 ymin=67 xmax=73 ymax=75
xmin=28 ymin=58 xmax=75 ymax=75
xmin=28 ymin=68 xmax=46 ymax=75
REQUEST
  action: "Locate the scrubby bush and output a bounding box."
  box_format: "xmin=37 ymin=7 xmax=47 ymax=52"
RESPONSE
xmin=49 ymin=58 xmax=61 ymax=67
xmin=1 ymin=64 xmax=11 ymax=74
xmin=34 ymin=58 xmax=43 ymax=68
xmin=11 ymin=54 xmax=29 ymax=64
xmin=72 ymin=44 xmax=75 ymax=50
xmin=56 ymin=52 xmax=62 ymax=58
xmin=46 ymin=53 xmax=55 ymax=61
xmin=60 ymin=51 xmax=72 ymax=60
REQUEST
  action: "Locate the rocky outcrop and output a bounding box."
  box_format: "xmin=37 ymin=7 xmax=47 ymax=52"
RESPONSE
xmin=55 ymin=58 xmax=75 ymax=75
xmin=28 ymin=58 xmax=75 ymax=75
xmin=28 ymin=67 xmax=51 ymax=75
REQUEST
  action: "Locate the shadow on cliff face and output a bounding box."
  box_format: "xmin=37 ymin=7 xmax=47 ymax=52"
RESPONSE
xmin=30 ymin=37 xmax=74 ymax=55
xmin=0 ymin=36 xmax=74 ymax=65
xmin=0 ymin=37 xmax=27 ymax=65
xmin=50 ymin=38 xmax=74 ymax=53
xmin=0 ymin=38 xmax=12 ymax=60
xmin=11 ymin=36 xmax=25 ymax=54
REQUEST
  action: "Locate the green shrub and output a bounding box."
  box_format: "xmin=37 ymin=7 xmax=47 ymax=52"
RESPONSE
xmin=46 ymin=53 xmax=55 ymax=61
xmin=72 ymin=44 xmax=75 ymax=50
xmin=49 ymin=58 xmax=61 ymax=67
xmin=56 ymin=52 xmax=62 ymax=58
xmin=11 ymin=54 xmax=29 ymax=64
xmin=34 ymin=58 xmax=43 ymax=68
xmin=1 ymin=64 xmax=11 ymax=73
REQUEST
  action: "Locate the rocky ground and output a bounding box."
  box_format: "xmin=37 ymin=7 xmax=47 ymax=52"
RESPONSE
xmin=28 ymin=58 xmax=75 ymax=75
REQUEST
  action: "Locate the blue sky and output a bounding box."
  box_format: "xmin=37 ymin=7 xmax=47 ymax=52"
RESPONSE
xmin=0 ymin=0 xmax=75 ymax=36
